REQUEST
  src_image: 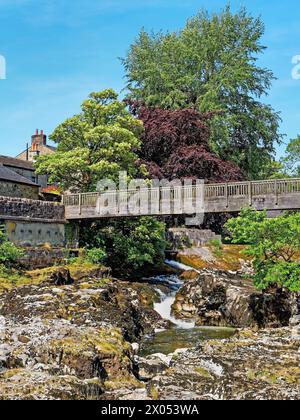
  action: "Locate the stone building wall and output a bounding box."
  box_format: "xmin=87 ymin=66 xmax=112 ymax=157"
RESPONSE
xmin=0 ymin=196 xmax=66 ymax=247
xmin=5 ymin=221 xmax=65 ymax=247
xmin=0 ymin=181 xmax=39 ymax=200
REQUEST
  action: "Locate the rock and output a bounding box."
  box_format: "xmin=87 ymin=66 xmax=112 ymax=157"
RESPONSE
xmin=0 ymin=276 xmax=165 ymax=400
xmin=172 ymin=269 xmax=294 ymax=329
xmin=146 ymin=328 xmax=300 ymax=400
xmin=290 ymin=315 xmax=300 ymax=338
xmin=131 ymin=343 xmax=140 ymax=354
xmin=43 ymin=267 xmax=74 ymax=286
xmin=136 ymin=354 xmax=172 ymax=381
xmin=17 ymin=335 xmax=30 ymax=344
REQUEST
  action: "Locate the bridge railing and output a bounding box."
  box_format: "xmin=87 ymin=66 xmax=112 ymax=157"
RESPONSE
xmin=62 ymin=178 xmax=300 ymax=207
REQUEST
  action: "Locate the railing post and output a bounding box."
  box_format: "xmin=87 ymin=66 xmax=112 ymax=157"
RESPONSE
xmin=79 ymin=193 xmax=82 ymax=215
xmin=248 ymin=182 xmax=252 ymax=206
xmin=225 ymin=183 xmax=229 ymax=208
xmin=275 ymin=180 xmax=278 ymax=206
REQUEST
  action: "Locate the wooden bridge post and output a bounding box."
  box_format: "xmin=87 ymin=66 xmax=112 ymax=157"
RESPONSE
xmin=79 ymin=193 xmax=82 ymax=216
xmin=248 ymin=181 xmax=252 ymax=206
xmin=275 ymin=180 xmax=278 ymax=206
xmin=225 ymin=183 xmax=229 ymax=208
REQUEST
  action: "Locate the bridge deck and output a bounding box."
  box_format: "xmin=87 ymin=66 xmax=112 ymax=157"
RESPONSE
xmin=63 ymin=178 xmax=300 ymax=220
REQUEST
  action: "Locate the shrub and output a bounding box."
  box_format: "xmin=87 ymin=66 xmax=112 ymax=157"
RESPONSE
xmin=86 ymin=248 xmax=107 ymax=265
xmin=80 ymin=217 xmax=167 ymax=271
xmin=225 ymin=208 xmax=300 ymax=292
xmin=0 ymin=232 xmax=24 ymax=268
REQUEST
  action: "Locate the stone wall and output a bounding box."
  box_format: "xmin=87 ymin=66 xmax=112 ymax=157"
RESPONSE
xmin=0 ymin=196 xmax=65 ymax=221
xmin=167 ymin=228 xmax=221 ymax=250
xmin=5 ymin=221 xmax=65 ymax=247
xmin=19 ymin=248 xmax=81 ymax=269
xmin=0 ymin=181 xmax=39 ymax=200
xmin=0 ymin=196 xmax=66 ymax=247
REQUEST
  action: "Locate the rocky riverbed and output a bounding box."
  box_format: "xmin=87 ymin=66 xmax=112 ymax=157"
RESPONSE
xmin=0 ymin=258 xmax=299 ymax=400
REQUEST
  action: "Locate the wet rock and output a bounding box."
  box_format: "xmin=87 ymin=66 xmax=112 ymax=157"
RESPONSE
xmin=172 ymin=269 xmax=294 ymax=328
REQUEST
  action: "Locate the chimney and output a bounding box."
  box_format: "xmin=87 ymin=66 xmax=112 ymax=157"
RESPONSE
xmin=31 ymin=129 xmax=47 ymax=147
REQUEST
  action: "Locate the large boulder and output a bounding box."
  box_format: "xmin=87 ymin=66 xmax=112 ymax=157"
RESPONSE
xmin=172 ymin=269 xmax=293 ymax=328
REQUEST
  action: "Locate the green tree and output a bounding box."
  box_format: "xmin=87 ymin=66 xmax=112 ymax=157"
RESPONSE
xmin=282 ymin=135 xmax=300 ymax=177
xmin=35 ymin=89 xmax=143 ymax=192
xmin=123 ymin=6 xmax=282 ymax=179
xmin=80 ymin=217 xmax=167 ymax=272
xmin=225 ymin=208 xmax=300 ymax=291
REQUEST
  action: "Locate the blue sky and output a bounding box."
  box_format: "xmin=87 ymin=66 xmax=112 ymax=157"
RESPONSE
xmin=0 ymin=0 xmax=299 ymax=158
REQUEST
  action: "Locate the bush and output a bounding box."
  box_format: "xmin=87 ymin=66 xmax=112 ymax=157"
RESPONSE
xmin=86 ymin=248 xmax=107 ymax=265
xmin=255 ymin=261 xmax=300 ymax=292
xmin=0 ymin=232 xmax=24 ymax=268
xmin=80 ymin=217 xmax=167 ymax=271
xmin=225 ymin=209 xmax=300 ymax=292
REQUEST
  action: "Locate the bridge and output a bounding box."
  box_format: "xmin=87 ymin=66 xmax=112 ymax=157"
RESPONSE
xmin=63 ymin=178 xmax=300 ymax=220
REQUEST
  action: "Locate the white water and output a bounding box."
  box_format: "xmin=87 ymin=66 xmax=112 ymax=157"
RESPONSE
xmin=165 ymin=259 xmax=201 ymax=274
xmin=151 ymin=267 xmax=196 ymax=330
xmin=154 ymin=293 xmax=195 ymax=329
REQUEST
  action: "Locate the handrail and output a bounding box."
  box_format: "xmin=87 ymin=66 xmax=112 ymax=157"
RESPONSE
xmin=62 ymin=178 xmax=300 ymax=207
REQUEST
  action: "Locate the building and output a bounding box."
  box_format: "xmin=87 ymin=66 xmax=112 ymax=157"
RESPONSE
xmin=16 ymin=129 xmax=56 ymax=162
xmin=0 ymin=155 xmax=47 ymax=190
xmin=0 ymin=164 xmax=39 ymax=200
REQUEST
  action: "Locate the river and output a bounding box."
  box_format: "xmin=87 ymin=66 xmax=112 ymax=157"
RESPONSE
xmin=140 ymin=262 xmax=236 ymax=356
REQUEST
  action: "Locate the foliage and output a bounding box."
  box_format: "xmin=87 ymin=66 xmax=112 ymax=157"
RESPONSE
xmin=282 ymin=135 xmax=300 ymax=177
xmin=86 ymin=248 xmax=107 ymax=265
xmin=35 ymin=89 xmax=143 ymax=192
xmin=210 ymin=239 xmax=224 ymax=258
xmin=123 ymin=6 xmax=282 ymax=179
xmin=257 ymin=261 xmax=300 ymax=292
xmin=129 ymin=104 xmax=243 ymax=182
xmin=255 ymin=159 xmax=288 ymax=180
xmin=0 ymin=232 xmax=24 ymax=268
xmin=225 ymin=208 xmax=300 ymax=291
xmin=80 ymin=217 xmax=167 ymax=271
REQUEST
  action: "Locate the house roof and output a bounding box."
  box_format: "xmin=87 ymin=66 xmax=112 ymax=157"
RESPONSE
xmin=0 ymin=164 xmax=38 ymax=187
xmin=16 ymin=144 xmax=56 ymax=160
xmin=0 ymin=155 xmax=34 ymax=171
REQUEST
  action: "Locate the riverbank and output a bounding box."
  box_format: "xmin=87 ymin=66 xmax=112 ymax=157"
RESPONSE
xmin=0 ymin=252 xmax=299 ymax=400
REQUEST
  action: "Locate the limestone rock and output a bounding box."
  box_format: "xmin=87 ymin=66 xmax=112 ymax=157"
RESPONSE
xmin=146 ymin=328 xmax=300 ymax=400
xmin=172 ymin=269 xmax=294 ymax=329
xmin=136 ymin=353 xmax=172 ymax=381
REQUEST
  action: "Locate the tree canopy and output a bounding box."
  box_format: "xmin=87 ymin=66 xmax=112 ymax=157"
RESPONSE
xmin=35 ymin=89 xmax=143 ymax=192
xmin=130 ymin=103 xmax=244 ymax=182
xmin=226 ymin=209 xmax=300 ymax=292
xmin=282 ymin=135 xmax=300 ymax=177
xmin=123 ymin=6 xmax=282 ymax=179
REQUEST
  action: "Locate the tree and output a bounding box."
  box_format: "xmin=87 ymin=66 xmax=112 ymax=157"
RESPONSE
xmin=35 ymin=89 xmax=143 ymax=192
xmin=282 ymin=135 xmax=300 ymax=177
xmin=123 ymin=6 xmax=282 ymax=179
xmin=129 ymin=104 xmax=244 ymax=182
xmin=225 ymin=208 xmax=300 ymax=292
xmin=79 ymin=217 xmax=167 ymax=272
